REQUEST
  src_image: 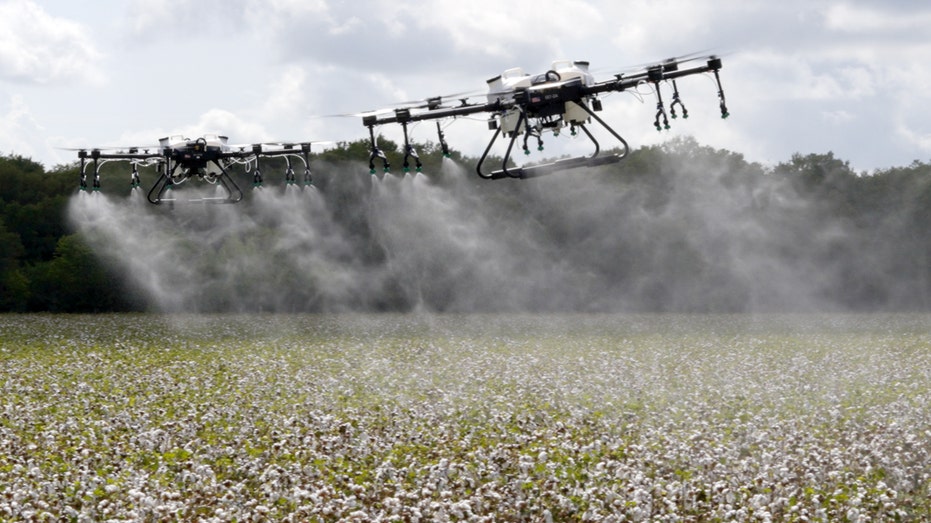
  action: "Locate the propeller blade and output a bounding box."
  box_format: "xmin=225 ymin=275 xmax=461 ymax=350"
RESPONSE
xmin=313 ymin=107 xmax=397 ymax=119
xmin=60 ymin=145 xmax=156 ymax=152
xmin=599 ymin=50 xmax=720 ymax=77
xmin=389 ymin=89 xmax=485 ymax=110
xmin=259 ymin=140 xmax=333 ymax=150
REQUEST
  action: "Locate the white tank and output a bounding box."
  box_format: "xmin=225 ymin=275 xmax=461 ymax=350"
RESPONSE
xmin=487 ymin=68 xmax=533 ymax=134
xmin=547 ymin=61 xmax=593 ymax=125
xmin=486 ymin=67 xmax=531 ymax=103
xmin=486 ymin=61 xmax=595 ymax=134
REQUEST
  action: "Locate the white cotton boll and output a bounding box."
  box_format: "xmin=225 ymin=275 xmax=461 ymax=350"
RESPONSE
xmin=750 ymin=493 xmax=768 ymax=510
xmin=450 ymin=503 xmax=465 ymax=519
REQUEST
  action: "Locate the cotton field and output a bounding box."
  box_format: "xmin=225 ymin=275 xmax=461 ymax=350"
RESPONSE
xmin=1 ymin=314 xmax=929 ymax=522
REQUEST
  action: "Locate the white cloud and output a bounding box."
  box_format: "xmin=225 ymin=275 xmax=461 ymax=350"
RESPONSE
xmin=257 ymin=65 xmax=309 ymax=119
xmin=188 ymin=109 xmax=271 ymax=143
xmin=0 ymin=94 xmax=57 ymax=162
xmin=823 ymin=110 xmax=854 ymax=125
xmin=240 ymin=0 xmax=329 ymax=35
xmin=110 ymin=109 xmax=272 ymax=148
xmin=125 ymin=0 xmax=251 ymax=38
xmin=0 ymin=0 xmax=103 ymax=84
xmin=729 ymin=50 xmax=879 ymax=103
xmin=896 ymin=119 xmax=931 ymax=157
xmin=395 ymin=0 xmax=603 ymax=59
xmin=601 ymin=0 xmax=724 ymax=57
xmin=824 ymin=4 xmax=931 ymax=33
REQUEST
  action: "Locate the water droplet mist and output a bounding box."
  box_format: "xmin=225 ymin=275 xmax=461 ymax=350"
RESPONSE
xmin=68 ymin=147 xmax=894 ymax=313
xmin=67 ymin=159 xmax=569 ymax=312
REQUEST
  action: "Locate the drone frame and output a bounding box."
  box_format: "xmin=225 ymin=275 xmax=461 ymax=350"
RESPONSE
xmin=363 ymin=56 xmax=727 ymax=180
xmin=77 ymin=138 xmax=316 ymax=205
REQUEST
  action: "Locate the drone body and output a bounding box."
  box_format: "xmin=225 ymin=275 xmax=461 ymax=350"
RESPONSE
xmin=75 ymin=53 xmax=728 ymax=204
xmin=77 ymin=134 xmax=316 ymax=204
xmin=362 ymin=54 xmax=727 ymax=180
xmin=486 ymin=60 xmax=595 ymax=135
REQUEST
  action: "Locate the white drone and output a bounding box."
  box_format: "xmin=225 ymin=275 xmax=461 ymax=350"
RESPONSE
xmin=362 ymin=54 xmax=727 ymax=179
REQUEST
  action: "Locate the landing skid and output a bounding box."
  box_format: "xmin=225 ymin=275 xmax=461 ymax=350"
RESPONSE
xmin=147 ymin=162 xmax=244 ymax=205
xmin=476 ymin=101 xmax=630 ymax=180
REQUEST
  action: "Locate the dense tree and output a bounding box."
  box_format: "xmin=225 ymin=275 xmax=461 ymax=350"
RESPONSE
xmin=0 ymin=220 xmax=28 ymax=311
xmin=26 ymin=234 xmax=124 ymax=312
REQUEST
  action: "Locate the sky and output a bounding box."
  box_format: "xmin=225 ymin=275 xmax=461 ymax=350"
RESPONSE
xmin=1 ymin=0 xmax=930 ymax=173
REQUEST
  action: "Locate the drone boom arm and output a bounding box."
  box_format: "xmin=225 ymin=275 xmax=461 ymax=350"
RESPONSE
xmin=364 ymin=100 xmax=502 ymax=127
xmin=76 ymin=139 xmax=318 ymax=204
xmin=584 ymin=56 xmax=727 ymax=119
xmin=77 ymin=149 xmax=161 ymax=193
xmin=584 ymin=57 xmax=722 ymax=96
xmin=360 ymin=56 xmax=725 ymax=180
xmin=77 ymin=149 xmax=162 ymax=162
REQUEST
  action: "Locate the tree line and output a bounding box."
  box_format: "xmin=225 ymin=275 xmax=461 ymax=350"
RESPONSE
xmin=2 ymin=138 xmax=930 ymax=313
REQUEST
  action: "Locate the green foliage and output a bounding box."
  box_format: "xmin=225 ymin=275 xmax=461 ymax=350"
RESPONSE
xmin=316 ymin=136 xmax=400 ymax=164
xmin=0 ymin=155 xmax=71 ymax=262
xmin=0 ymin=219 xmax=24 ymax=272
xmin=0 ymin=219 xmax=29 ymax=310
xmin=26 ymin=234 xmax=124 ymax=312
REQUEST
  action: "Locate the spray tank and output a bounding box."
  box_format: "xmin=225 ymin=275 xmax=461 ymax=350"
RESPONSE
xmin=486 ymin=60 xmax=595 ymax=135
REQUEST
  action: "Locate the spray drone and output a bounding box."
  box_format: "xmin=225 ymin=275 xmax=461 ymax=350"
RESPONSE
xmin=76 ymin=135 xmax=318 ymax=204
xmin=74 ymin=53 xmax=728 ymax=203
xmin=362 ymin=53 xmax=727 ymax=179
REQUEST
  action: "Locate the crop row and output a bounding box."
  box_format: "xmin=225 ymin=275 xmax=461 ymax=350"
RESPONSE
xmin=1 ymin=314 xmax=929 ymax=521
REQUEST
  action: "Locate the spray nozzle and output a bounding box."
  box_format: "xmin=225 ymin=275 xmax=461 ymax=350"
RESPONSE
xmin=713 ymin=68 xmax=730 ymax=119
xmin=669 ymin=79 xmax=688 ymax=120
xmin=437 ymin=122 xmax=451 ymax=158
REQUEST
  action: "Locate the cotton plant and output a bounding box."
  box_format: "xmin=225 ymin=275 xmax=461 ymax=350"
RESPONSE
xmin=0 ymin=314 xmax=929 ymax=521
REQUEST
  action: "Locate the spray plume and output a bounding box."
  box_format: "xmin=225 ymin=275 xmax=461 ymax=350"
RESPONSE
xmin=68 ymin=143 xmax=922 ymax=313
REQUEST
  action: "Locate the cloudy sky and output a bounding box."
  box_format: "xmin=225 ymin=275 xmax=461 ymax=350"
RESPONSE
xmin=0 ymin=0 xmax=929 ymax=172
